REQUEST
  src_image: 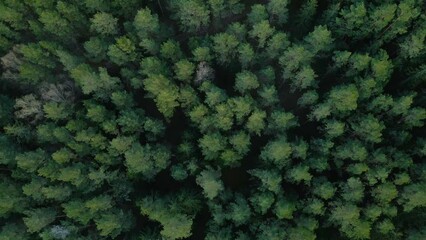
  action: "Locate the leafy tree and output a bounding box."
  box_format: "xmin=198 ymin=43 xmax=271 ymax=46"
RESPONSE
xmin=250 ymin=191 xmax=274 ymax=215
xmin=90 ymin=12 xmax=118 ymax=35
xmin=249 ymin=169 xmax=282 ymax=193
xmin=341 ymin=177 xmax=364 ymax=203
xmin=41 ymin=184 xmax=72 ymax=201
xmin=246 ymin=109 xmax=266 ymax=135
xmin=212 ymin=33 xmax=239 ymax=64
xmin=160 ymin=39 xmax=183 ymax=63
xmin=286 ymin=228 xmax=313 ymax=240
xmin=38 ymin=10 xmax=73 ymax=38
xmin=139 ymin=191 xmax=201 ymax=240
xmin=174 ymin=59 xmax=195 ymax=82
xmin=70 ymin=65 xmax=120 ymax=99
xmin=124 ymin=143 xmax=171 ymax=179
xmin=133 ymin=7 xmax=160 ymax=39
xmin=62 ymin=200 xmax=93 ymax=225
xmin=170 ymin=164 xmax=189 ymax=181
xmin=0 ymin=223 xmax=31 ymax=240
xmin=159 ymin=214 xmax=193 ymax=239
xmin=0 ymin=180 xmax=26 ymax=217
xmin=107 ymin=36 xmax=137 ymax=65
xmin=213 ymin=103 xmax=234 ymax=131
xmin=334 ymin=140 xmax=368 ymax=162
xmin=43 ymin=102 xmax=71 ymax=121
xmin=351 ymin=114 xmax=385 ymax=143
xmin=234 ymin=70 xmax=259 ymax=93
xmin=170 ymin=0 xmax=210 ymax=33
xmin=95 ymin=209 xmax=133 ymax=237
xmin=199 ymin=132 xmax=226 ymax=160
xmin=298 ymin=90 xmax=319 ymax=107
xmin=324 ymin=120 xmax=345 ymax=138
xmin=249 ymin=20 xmax=275 ymax=48
xmin=372 ymin=182 xmax=398 ymax=204
xmin=265 ymin=32 xmax=290 ymax=60
xmin=279 ymin=45 xmax=313 ymax=79
xmin=208 ymin=0 xmax=244 ymax=21
xmin=334 ymin=1 xmax=367 ymax=39
xmin=143 ymin=74 xmax=180 ymax=118
xmin=228 ymin=194 xmax=251 ymax=226
xmin=85 ymin=195 xmax=113 ymax=214
xmin=14 ymin=94 xmax=43 ymax=124
xmin=304 ymin=25 xmax=333 ymax=53
xmin=274 ymin=196 xmax=296 ymax=220
xmin=399 ymin=183 xmax=426 ymax=212
xmin=229 ymin=131 xmax=251 ymax=155
xmin=247 ymin=4 xmax=268 ymax=25
xmin=267 ymin=0 xmax=289 ymax=25
xmin=404 ymin=107 xmax=426 ymax=128
xmin=23 ymin=208 xmax=57 ymax=233
xmin=291 ymin=65 xmax=317 ymax=90
xmin=0 ymin=1 xmax=425 ymax=239
xmin=196 ymin=167 xmax=224 ymax=200
xmin=327 ymin=84 xmax=359 ymax=113
xmin=255 ymin=220 xmax=287 ymax=240
xmin=313 ymin=178 xmax=336 ymax=200
xmin=16 ymin=149 xmax=47 ymax=173
xmin=295 ymin=0 xmax=318 ymax=32
xmin=258 ymin=84 xmax=279 ymax=107
xmin=286 ymin=164 xmax=312 ymax=184
xmin=261 ymin=137 xmax=292 ymax=168
xmin=238 ymin=43 xmax=255 ymax=68
xmin=229 ymin=96 xmax=254 ymax=123
xmin=84 ymin=37 xmax=108 ymax=62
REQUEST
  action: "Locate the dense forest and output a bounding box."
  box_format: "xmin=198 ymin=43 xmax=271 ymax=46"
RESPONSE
xmin=0 ymin=0 xmax=425 ymax=239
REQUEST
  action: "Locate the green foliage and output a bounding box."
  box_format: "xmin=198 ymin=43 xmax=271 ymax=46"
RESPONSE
xmin=0 ymin=180 xmax=26 ymax=217
xmin=199 ymin=132 xmax=226 ymax=160
xmin=70 ymin=65 xmax=120 ymax=99
xmin=274 ymin=197 xmax=297 ymax=220
xmin=261 ymin=137 xmax=292 ymax=168
xmin=328 ymin=84 xmax=359 ymax=113
xmin=267 ymin=0 xmax=289 ymax=25
xmin=196 ymin=167 xmax=224 ymax=200
xmin=139 ymin=191 xmax=201 ymax=240
xmin=228 ymin=195 xmax=251 ymax=226
xmin=234 ymin=71 xmax=259 ymax=93
xmin=212 ymin=33 xmax=239 ymax=64
xmin=90 ymin=12 xmax=118 ymax=35
xmin=23 ymin=208 xmax=57 ymax=233
xmin=351 ymin=114 xmax=385 ymax=143
xmin=304 ymin=25 xmax=333 ymax=53
xmin=124 ymin=143 xmax=171 ymax=179
xmin=62 ymin=200 xmax=93 ymax=225
xmin=174 ymin=59 xmax=195 ymax=82
xmin=0 ymin=223 xmax=30 ymax=240
xmin=246 ymin=109 xmax=266 ymax=135
xmin=170 ymin=0 xmax=210 ymax=33
xmin=143 ymin=74 xmax=179 ymax=118
xmin=249 ymin=169 xmax=282 ymax=193
xmin=341 ymin=177 xmax=364 ymax=203
xmin=0 ymin=1 xmax=425 ymax=239
xmin=133 ymin=8 xmax=160 ymax=39
xmin=399 ymin=183 xmax=426 ymax=212
xmin=108 ymin=36 xmax=137 ymax=65
xmin=247 ymin=4 xmax=268 ymax=25
xmin=95 ymin=209 xmax=132 ymax=237
xmin=249 ymin=20 xmax=275 ymax=48
xmin=84 ymin=37 xmax=108 ymax=62
xmin=250 ymin=191 xmax=275 ymax=215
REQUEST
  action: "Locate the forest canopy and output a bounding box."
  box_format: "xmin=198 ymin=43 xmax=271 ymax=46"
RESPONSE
xmin=0 ymin=0 xmax=425 ymax=239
